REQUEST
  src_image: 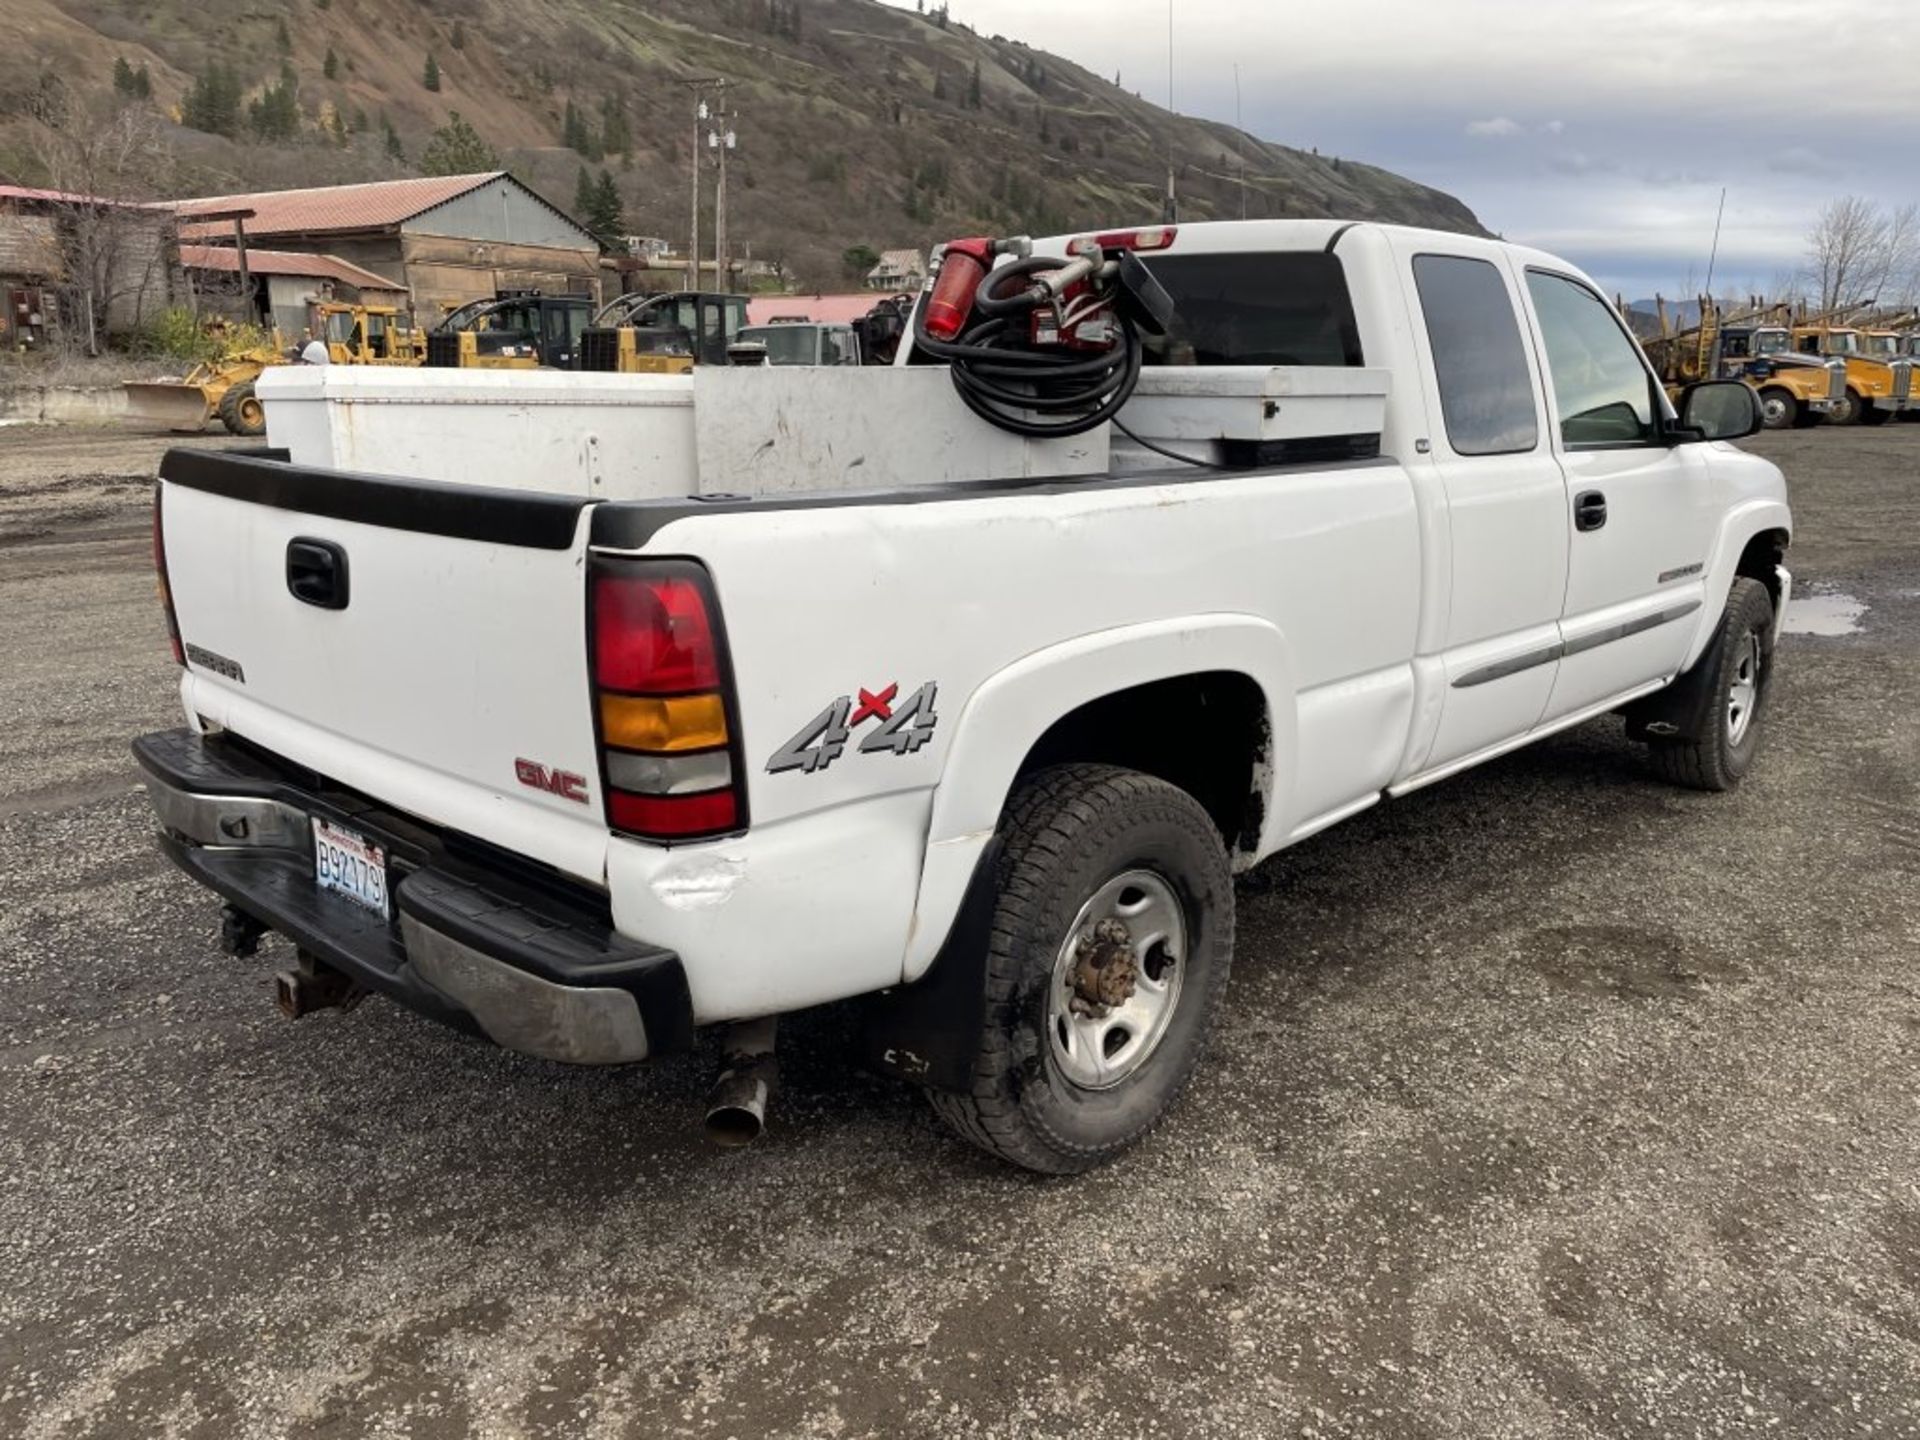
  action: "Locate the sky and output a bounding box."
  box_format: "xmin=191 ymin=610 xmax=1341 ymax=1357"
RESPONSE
xmin=880 ymin=0 xmax=1920 ymax=300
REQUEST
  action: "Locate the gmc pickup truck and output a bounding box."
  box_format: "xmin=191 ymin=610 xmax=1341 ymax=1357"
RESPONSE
xmin=137 ymin=220 xmax=1792 ymax=1172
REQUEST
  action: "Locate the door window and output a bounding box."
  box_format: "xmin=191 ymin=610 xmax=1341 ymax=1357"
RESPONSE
xmin=1525 ymin=271 xmax=1658 ymax=447
xmin=1412 ymin=254 xmax=1539 ymax=456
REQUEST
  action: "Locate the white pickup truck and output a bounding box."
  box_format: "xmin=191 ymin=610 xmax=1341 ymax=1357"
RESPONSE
xmin=137 ymin=219 xmax=1792 ymax=1172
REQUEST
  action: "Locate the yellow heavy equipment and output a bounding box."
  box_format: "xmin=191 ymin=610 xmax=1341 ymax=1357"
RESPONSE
xmin=1639 ymin=297 xmax=1846 ymax=430
xmin=1790 ymin=310 xmax=1915 ymax=425
xmin=124 ymin=302 xmax=423 ymax=436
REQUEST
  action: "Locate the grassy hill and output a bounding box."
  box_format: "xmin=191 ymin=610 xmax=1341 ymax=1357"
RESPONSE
xmin=3 ymin=0 xmax=1487 ymax=287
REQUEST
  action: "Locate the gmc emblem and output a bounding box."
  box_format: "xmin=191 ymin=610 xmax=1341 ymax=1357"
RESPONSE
xmin=515 ymin=758 xmax=589 ymax=804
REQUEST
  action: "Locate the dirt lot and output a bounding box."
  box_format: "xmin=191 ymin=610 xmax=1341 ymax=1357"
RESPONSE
xmin=2 ymin=420 xmax=1918 ymax=1439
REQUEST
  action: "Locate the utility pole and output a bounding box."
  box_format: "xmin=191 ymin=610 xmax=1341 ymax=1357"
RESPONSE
xmin=676 ymin=77 xmax=720 ymax=290
xmin=1163 ymin=0 xmax=1176 ymax=225
xmin=708 ymin=87 xmax=736 ymax=293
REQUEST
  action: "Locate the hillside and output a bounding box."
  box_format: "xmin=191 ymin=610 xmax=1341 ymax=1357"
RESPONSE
xmin=2 ymin=0 xmax=1488 ymax=287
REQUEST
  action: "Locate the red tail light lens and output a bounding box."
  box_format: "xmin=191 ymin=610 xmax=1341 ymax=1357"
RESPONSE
xmin=593 ymin=573 xmax=719 ymax=693
xmin=153 ymin=485 xmax=184 ymax=667
xmin=590 ymin=560 xmax=745 ymax=843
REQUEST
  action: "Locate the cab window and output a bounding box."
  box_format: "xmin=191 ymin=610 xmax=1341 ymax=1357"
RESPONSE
xmin=1411 ymin=254 xmax=1538 ymax=456
xmin=1525 ymin=270 xmax=1658 ymax=447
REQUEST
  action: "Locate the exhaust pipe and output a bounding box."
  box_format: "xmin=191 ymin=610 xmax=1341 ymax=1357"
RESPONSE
xmin=704 ymin=1016 xmax=778 ymax=1147
xmin=273 ymin=951 xmax=365 ymax=1019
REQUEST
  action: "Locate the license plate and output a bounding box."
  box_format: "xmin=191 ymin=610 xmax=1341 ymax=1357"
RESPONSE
xmin=312 ymin=817 xmax=390 ymax=920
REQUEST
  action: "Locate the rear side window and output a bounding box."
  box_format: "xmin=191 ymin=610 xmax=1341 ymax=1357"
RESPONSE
xmin=1412 ymin=254 xmax=1539 ymax=456
xmin=1137 ymin=252 xmax=1362 ymax=366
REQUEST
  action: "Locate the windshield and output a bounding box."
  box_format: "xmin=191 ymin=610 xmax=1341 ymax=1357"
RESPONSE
xmin=1753 ymin=329 xmax=1790 ymax=355
xmin=1864 ymin=334 xmax=1900 ymax=357
xmin=739 ymin=325 xmax=818 ymax=365
xmin=1824 ymin=330 xmax=1861 ymax=355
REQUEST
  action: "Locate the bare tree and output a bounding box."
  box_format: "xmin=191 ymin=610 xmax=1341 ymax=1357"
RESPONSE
xmin=28 ymin=97 xmax=181 ymax=355
xmin=1801 ymin=196 xmax=1920 ymax=315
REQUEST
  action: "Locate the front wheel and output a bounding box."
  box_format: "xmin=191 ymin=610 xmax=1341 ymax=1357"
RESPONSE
xmin=1645 ymin=577 xmax=1776 ymax=792
xmin=928 ymin=764 xmax=1234 ymax=1173
xmin=218 ymin=380 xmax=266 ymax=437
xmin=1826 ymin=389 xmax=1863 ymax=425
xmin=1859 ymin=403 xmax=1893 ymax=427
xmin=1758 ymin=388 xmax=1798 ymax=430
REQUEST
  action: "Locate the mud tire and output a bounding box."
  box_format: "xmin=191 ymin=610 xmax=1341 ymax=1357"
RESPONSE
xmin=218 ymin=381 xmax=266 ymax=437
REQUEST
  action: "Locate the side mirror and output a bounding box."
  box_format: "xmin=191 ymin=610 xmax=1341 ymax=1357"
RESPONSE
xmin=1674 ymin=380 xmax=1763 ymax=442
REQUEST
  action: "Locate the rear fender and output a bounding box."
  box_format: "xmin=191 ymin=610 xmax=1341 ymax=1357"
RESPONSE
xmin=900 ymin=614 xmax=1295 ymax=983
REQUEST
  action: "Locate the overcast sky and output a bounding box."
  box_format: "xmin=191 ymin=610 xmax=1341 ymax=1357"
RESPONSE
xmin=885 ymin=0 xmax=1919 ymax=299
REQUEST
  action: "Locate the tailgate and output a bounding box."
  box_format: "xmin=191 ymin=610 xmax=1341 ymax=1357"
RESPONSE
xmin=157 ymin=450 xmax=609 ymax=884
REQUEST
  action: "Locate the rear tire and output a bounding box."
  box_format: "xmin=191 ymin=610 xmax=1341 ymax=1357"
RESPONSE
xmin=1645 ymin=577 xmax=1775 ymax=792
xmin=218 ymin=381 xmax=266 ymax=437
xmin=928 ymin=764 xmax=1234 ymax=1173
xmin=1757 ymin=388 xmax=1798 ymax=430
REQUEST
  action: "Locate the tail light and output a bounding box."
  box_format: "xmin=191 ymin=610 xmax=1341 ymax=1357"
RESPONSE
xmin=590 ymin=559 xmax=746 ymax=842
xmin=152 ymin=485 xmax=183 ymax=666
xmin=1076 ymin=227 xmax=1178 ymax=253
xmin=923 ymin=238 xmax=993 ymax=341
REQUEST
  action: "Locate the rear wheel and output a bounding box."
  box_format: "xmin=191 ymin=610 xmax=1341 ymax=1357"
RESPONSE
xmin=1645 ymin=577 xmax=1775 ymax=792
xmin=928 ymin=764 xmax=1234 ymax=1173
xmin=217 ymin=381 xmax=266 ymax=437
xmin=1757 ymin=388 xmax=1798 ymax=430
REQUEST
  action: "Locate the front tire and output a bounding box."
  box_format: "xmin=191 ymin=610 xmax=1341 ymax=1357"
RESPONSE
xmin=928 ymin=764 xmax=1234 ymax=1173
xmin=218 ymin=381 xmax=266 ymax=437
xmin=1758 ymin=388 xmax=1798 ymax=430
xmin=1826 ymin=389 xmax=1863 ymax=425
xmin=1645 ymin=577 xmax=1776 ymax=792
xmin=1859 ymin=403 xmax=1893 ymax=427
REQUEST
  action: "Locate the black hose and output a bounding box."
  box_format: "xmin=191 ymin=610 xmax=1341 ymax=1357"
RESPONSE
xmin=912 ymin=254 xmax=1145 ymax=439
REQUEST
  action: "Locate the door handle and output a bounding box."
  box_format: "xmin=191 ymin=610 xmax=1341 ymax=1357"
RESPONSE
xmin=1573 ymin=490 xmax=1608 ymax=532
xmin=286 ymin=538 xmax=350 ymax=610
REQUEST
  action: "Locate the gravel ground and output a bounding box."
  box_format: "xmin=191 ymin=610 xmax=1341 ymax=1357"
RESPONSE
xmin=2 ymin=421 xmax=1917 ymax=1439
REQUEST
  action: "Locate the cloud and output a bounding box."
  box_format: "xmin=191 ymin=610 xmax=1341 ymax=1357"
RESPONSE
xmin=1465 ymin=116 xmax=1524 ymax=138
xmin=1767 ymin=146 xmax=1829 ymax=176
xmin=1542 ymin=120 xmax=1565 ymax=135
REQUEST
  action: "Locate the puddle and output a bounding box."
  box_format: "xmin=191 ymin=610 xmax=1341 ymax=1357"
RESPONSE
xmin=1783 ymin=591 xmax=1866 ymax=636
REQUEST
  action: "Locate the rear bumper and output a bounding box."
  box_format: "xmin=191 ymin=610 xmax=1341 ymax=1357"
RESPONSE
xmin=133 ymin=728 xmax=694 ymax=1065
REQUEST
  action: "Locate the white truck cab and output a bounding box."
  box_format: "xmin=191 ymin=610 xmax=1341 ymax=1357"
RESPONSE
xmin=138 ymin=220 xmax=1790 ymax=1171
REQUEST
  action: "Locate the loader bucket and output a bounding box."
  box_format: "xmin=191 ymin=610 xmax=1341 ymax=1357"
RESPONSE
xmin=122 ymin=382 xmax=214 ymax=434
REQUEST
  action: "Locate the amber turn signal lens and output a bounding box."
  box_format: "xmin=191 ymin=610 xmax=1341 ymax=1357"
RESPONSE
xmin=600 ymin=692 xmax=728 ymax=753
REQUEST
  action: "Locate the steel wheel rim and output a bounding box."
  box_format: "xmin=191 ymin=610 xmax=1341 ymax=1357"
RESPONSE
xmin=1762 ymin=395 xmax=1788 ymax=425
xmin=1727 ymin=630 xmax=1761 ymax=745
xmin=1047 ymin=869 xmax=1187 ymax=1091
xmin=240 ymin=398 xmax=264 ymax=429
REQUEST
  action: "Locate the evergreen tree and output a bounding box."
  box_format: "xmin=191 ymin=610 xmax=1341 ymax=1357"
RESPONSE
xmin=422 ymin=53 xmax=441 ymax=92
xmin=181 ymin=61 xmax=243 ymax=138
xmin=451 ymin=21 xmax=467 ymax=50
xmin=600 ymin=92 xmax=631 ymax=158
xmin=966 ymin=61 xmax=982 ymax=109
xmin=584 ymin=170 xmax=624 ymax=241
xmin=932 ymin=69 xmax=947 ymax=102
xmin=562 ymin=98 xmax=585 ymax=152
xmin=573 ymin=164 xmax=594 ymax=220
xmin=276 ymin=16 xmax=292 ymax=53
xmin=323 ymin=48 xmax=339 ymax=80
xmin=247 ymin=62 xmax=300 ymax=142
xmin=419 ymin=111 xmax=496 ymax=174
xmin=113 ymin=57 xmax=137 ymax=97
xmin=383 ymin=116 xmax=405 ymax=161
xmin=133 ymin=64 xmax=151 ymax=99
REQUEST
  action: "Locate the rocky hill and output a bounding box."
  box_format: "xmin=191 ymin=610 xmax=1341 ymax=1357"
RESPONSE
xmin=4 ymin=0 xmax=1488 ymax=286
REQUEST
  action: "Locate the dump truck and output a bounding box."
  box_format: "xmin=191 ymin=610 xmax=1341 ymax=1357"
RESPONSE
xmin=579 ymin=291 xmax=748 ymax=373
xmin=124 ymin=303 xmax=422 ymax=436
xmin=425 ymin=293 xmax=593 ymax=370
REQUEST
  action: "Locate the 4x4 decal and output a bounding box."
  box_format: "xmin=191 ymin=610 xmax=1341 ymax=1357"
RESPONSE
xmin=767 ymin=681 xmax=939 ymax=775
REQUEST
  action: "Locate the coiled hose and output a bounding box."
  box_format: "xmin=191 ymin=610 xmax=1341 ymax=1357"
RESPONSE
xmin=911 ymin=256 xmax=1144 ymax=439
